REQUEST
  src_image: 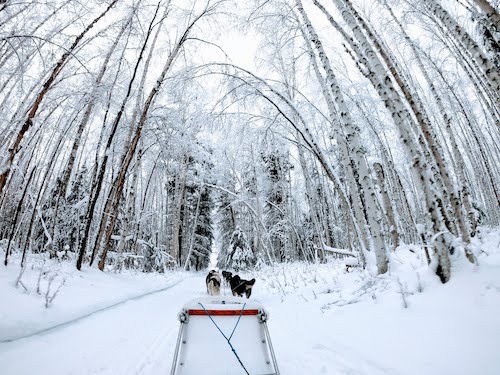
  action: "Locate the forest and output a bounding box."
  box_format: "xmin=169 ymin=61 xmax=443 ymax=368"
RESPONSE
xmin=1 ymin=0 xmax=499 ymax=284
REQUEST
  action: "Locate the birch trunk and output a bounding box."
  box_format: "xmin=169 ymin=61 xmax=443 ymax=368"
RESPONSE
xmin=183 ymin=190 xmax=202 ymax=270
xmin=297 ymin=135 xmax=327 ymax=261
xmin=115 ymin=146 xmax=141 ymax=272
xmin=385 ymin=2 xmax=476 ymax=260
xmin=297 ymin=0 xmax=388 ymax=274
xmin=297 ymin=14 xmax=370 ymax=251
xmin=90 ymin=2 xmax=164 ymax=267
xmin=224 ymin=64 xmax=369 ymax=266
xmin=474 ymin=0 xmax=500 ymax=23
xmin=171 ymin=159 xmax=188 ymax=266
xmin=0 ymin=0 xmax=118 ymax=196
xmin=314 ymin=0 xmax=454 ymax=280
xmin=4 ymin=167 xmax=37 ymax=266
xmin=373 ymin=162 xmax=399 ymax=248
xmin=425 ymin=0 xmax=499 ymax=98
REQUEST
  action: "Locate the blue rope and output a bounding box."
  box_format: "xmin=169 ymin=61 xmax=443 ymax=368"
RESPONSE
xmin=198 ymin=302 xmax=250 ymax=375
xmin=229 ymin=303 xmax=246 ymax=341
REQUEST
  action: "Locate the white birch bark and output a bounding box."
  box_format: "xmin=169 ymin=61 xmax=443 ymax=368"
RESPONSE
xmin=296 ymin=0 xmax=388 ymax=274
xmin=425 ymin=0 xmax=499 ymax=98
xmin=373 ymin=162 xmax=399 ymax=248
xmin=183 ymin=189 xmax=202 ymax=270
xmin=296 ymin=14 xmax=370 ymax=252
xmin=215 ymin=62 xmax=369 ymax=266
xmin=315 ymin=0 xmax=454 ymax=280
xmin=115 ymin=147 xmax=141 ymax=271
xmin=386 ymin=3 xmax=478 ymax=257
xmin=297 ymin=134 xmax=327 ymax=261
xmin=78 ymin=4 xmax=160 ymax=270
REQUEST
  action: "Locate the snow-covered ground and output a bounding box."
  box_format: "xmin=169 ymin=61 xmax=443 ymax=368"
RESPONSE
xmin=1 ymin=228 xmax=500 ymax=374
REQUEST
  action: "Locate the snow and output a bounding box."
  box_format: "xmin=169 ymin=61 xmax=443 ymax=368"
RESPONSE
xmin=344 ymin=257 xmax=359 ymax=266
xmin=1 ymin=228 xmax=500 ymax=374
xmin=323 ymin=244 xmax=356 ymax=257
xmin=0 ymin=257 xmax=186 ymax=342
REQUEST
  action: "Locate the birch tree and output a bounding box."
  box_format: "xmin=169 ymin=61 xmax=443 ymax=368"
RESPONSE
xmin=0 ymin=0 xmax=118 ymax=196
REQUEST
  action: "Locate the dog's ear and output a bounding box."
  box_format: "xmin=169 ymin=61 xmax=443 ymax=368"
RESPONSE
xmin=249 ymin=278 xmax=256 ymax=285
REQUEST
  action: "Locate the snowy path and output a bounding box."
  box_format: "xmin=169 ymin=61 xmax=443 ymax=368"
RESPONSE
xmin=0 ymin=278 xmax=185 ymax=344
xmin=0 ymin=274 xmax=401 ymax=375
xmin=0 ymin=276 xmax=199 ymax=375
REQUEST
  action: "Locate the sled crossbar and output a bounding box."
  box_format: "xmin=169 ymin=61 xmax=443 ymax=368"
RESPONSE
xmin=188 ymin=309 xmax=259 ymax=316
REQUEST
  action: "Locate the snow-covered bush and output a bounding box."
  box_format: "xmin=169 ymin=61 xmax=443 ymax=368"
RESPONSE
xmin=224 ymin=226 xmax=256 ymax=271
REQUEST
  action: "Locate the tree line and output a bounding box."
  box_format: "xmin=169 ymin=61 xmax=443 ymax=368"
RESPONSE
xmin=0 ymin=0 xmax=498 ymax=283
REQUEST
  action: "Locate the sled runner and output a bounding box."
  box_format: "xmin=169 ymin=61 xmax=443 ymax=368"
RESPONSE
xmin=170 ymin=297 xmax=280 ymax=375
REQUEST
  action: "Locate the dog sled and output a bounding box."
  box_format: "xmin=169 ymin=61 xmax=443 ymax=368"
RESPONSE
xmin=170 ymin=296 xmax=280 ymax=375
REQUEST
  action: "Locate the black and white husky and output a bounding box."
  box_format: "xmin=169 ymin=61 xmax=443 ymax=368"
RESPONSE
xmin=230 ymin=274 xmax=256 ymax=298
xmin=206 ymin=269 xmax=221 ymax=296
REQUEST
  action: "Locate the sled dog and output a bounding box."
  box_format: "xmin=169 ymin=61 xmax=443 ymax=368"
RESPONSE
xmin=206 ymin=270 xmax=221 ymax=296
xmin=221 ymin=270 xmax=233 ymax=287
xmin=230 ymin=274 xmax=256 ymax=298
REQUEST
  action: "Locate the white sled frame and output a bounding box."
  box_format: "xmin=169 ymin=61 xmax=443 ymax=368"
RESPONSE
xmin=170 ymin=297 xmax=280 ymax=375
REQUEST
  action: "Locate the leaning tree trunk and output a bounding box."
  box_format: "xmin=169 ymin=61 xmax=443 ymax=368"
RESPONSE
xmin=373 ymin=162 xmax=400 ymax=248
xmin=474 ymin=0 xmax=500 ymax=25
xmin=314 ymin=0 xmax=455 ymax=280
xmin=425 ymin=50 xmax=500 ymax=210
xmin=4 ymin=167 xmax=37 ymax=266
xmin=89 ymin=2 xmax=164 ymax=267
xmin=76 ymin=3 xmax=159 ymax=271
xmin=425 ymin=0 xmax=499 ymax=99
xmin=0 ymin=0 xmax=118 ymax=196
xmin=297 ymin=134 xmax=327 ymax=262
xmin=385 ymin=2 xmax=477 ymax=255
xmin=115 ymin=147 xmax=142 ymax=272
xmin=58 ymin=11 xmax=133 ymax=199
xmin=297 ymin=0 xmax=388 ymax=274
xmin=297 ymin=16 xmax=370 ymax=252
xmin=227 ymin=64 xmax=369 ymax=266
xmin=97 ymin=4 xmax=217 ymax=270
xmin=327 ymin=0 xmax=462 ymax=239
xmin=170 ymin=158 xmax=188 ymax=267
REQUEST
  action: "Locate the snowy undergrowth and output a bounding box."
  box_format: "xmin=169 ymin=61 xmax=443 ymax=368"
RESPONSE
xmin=247 ymin=227 xmax=500 ymax=310
xmin=245 ymin=227 xmax=500 ymax=375
xmin=0 ymin=249 xmax=187 ymax=342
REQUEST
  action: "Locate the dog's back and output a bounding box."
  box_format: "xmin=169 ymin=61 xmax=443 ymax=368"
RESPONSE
xmin=230 ymin=275 xmax=256 ymax=298
xmin=206 ymin=270 xmax=221 ymax=296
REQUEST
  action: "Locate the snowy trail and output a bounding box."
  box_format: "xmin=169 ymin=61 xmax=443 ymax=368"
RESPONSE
xmin=0 ymin=278 xmax=186 ymax=344
xmin=0 ymin=276 xmax=201 ymax=375
xmin=0 ymin=273 xmax=401 ymax=375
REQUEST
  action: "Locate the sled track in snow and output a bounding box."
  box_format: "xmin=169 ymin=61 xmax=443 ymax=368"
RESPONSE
xmin=129 ymin=318 xmax=178 ymax=375
xmin=0 ymin=277 xmax=188 ymax=344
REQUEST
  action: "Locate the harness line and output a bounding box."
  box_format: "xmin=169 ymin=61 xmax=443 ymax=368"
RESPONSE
xmin=198 ymin=302 xmax=250 ymax=375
